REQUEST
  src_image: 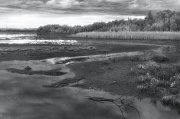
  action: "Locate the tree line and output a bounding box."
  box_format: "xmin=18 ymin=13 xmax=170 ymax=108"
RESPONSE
xmin=37 ymin=10 xmax=180 ymax=35
xmin=0 ymin=28 xmax=36 ymax=32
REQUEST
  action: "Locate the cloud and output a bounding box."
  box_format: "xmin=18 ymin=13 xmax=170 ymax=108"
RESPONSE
xmin=0 ymin=0 xmax=180 ymax=15
xmin=135 ymin=0 xmax=180 ymax=10
xmin=0 ymin=0 xmax=180 ymax=28
xmin=0 ymin=13 xmax=145 ymax=28
xmin=46 ymin=0 xmax=81 ymax=8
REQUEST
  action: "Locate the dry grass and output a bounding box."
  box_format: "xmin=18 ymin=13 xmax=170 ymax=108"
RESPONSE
xmin=71 ymin=31 xmax=180 ymax=40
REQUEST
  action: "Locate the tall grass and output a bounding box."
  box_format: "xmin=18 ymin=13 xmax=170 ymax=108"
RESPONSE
xmin=71 ymin=31 xmax=180 ymax=40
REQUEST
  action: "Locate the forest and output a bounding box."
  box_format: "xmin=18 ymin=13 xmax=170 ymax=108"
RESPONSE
xmin=37 ymin=10 xmax=180 ymax=35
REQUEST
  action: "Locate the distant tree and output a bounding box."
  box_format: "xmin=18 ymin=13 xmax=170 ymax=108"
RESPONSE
xmin=36 ymin=10 xmax=180 ymax=36
xmin=155 ymin=10 xmax=174 ymax=31
xmin=145 ymin=11 xmax=154 ymax=25
xmin=151 ymin=22 xmax=164 ymax=31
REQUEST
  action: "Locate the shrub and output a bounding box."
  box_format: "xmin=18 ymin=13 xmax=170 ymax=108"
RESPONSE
xmin=151 ymin=55 xmax=170 ymax=62
xmin=136 ymin=62 xmax=180 ymax=96
xmin=162 ymin=95 xmax=180 ymax=107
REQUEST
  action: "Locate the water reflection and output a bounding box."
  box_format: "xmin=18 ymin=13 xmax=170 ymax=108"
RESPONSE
xmin=0 ymin=33 xmax=78 ymax=45
xmin=0 ymin=39 xmax=77 ymax=45
xmin=0 ymin=60 xmax=180 ymax=119
xmin=0 ymin=34 xmax=35 ymax=39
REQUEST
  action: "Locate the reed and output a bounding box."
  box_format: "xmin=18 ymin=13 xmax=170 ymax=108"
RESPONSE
xmin=71 ymin=31 xmax=180 ymax=40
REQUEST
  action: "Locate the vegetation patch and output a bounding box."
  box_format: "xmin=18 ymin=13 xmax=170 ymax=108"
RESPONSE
xmin=111 ymin=48 xmax=170 ymax=63
xmin=7 ymin=67 xmax=66 ymax=76
xmin=71 ymin=31 xmax=180 ymax=40
xmin=150 ymin=55 xmax=170 ymax=62
xmin=162 ymin=95 xmax=180 ymax=107
xmin=134 ymin=61 xmax=180 ymax=106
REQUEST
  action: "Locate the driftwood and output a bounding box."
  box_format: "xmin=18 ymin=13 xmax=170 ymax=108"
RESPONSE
xmin=87 ymin=96 xmax=140 ymax=119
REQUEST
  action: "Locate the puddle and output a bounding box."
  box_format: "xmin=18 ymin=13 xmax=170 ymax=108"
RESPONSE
xmin=0 ymin=59 xmax=180 ymax=119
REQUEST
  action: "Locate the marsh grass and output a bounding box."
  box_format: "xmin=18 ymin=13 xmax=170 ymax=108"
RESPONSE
xmin=134 ymin=61 xmax=180 ymax=106
xmin=71 ymin=31 xmax=180 ymax=40
xmin=136 ymin=62 xmax=180 ymax=87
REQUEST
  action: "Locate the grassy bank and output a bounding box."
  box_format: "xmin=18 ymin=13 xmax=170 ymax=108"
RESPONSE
xmin=71 ymin=31 xmax=180 ymax=40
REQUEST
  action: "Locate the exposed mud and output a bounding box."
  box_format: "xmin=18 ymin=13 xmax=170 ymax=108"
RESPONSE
xmin=7 ymin=68 xmax=66 ymax=76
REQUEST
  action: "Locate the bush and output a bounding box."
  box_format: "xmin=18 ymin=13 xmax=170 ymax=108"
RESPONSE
xmin=162 ymin=95 xmax=180 ymax=107
xmin=136 ymin=62 xmax=180 ymax=97
xmin=151 ymin=55 xmax=170 ymax=62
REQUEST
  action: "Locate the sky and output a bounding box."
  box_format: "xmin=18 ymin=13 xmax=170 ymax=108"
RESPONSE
xmin=0 ymin=0 xmax=180 ymax=28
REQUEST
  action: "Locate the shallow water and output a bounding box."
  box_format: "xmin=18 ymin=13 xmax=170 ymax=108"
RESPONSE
xmin=0 ymin=33 xmax=35 ymax=39
xmin=0 ymin=39 xmax=78 ymax=45
xmin=0 ymin=60 xmax=180 ymax=119
xmin=0 ymin=33 xmax=78 ymax=45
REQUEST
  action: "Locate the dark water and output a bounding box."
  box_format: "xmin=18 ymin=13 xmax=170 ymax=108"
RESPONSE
xmin=0 ymin=59 xmax=180 ymax=119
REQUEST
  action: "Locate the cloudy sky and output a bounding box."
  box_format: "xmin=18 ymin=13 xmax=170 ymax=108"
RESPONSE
xmin=0 ymin=0 xmax=180 ymax=28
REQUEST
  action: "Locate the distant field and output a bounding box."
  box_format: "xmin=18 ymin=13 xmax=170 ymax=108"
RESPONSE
xmin=71 ymin=31 xmax=180 ymax=40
